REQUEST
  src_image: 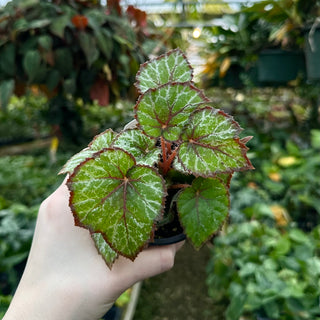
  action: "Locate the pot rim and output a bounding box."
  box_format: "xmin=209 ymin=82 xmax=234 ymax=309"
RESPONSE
xmin=149 ymin=233 xmax=186 ymax=246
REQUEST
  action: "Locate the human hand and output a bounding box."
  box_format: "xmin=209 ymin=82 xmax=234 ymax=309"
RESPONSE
xmin=3 ymin=179 xmax=184 ymax=320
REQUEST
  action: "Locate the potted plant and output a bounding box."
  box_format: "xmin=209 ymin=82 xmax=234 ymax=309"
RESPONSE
xmin=242 ymin=0 xmax=307 ymax=85
xmin=59 ymin=49 xmax=254 ymax=267
xmin=201 ymin=10 xmax=269 ymax=88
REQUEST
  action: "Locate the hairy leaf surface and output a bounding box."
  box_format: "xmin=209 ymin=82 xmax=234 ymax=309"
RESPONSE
xmin=91 ymin=232 xmax=118 ymax=268
xmin=178 ymin=107 xmax=253 ymax=176
xmin=112 ymin=129 xmax=160 ymax=166
xmin=59 ymin=129 xmax=115 ymax=174
xmin=135 ymin=83 xmax=208 ymax=141
xmin=135 ymin=48 xmax=193 ymax=93
xmin=68 ymin=148 xmax=165 ymax=259
xmin=177 ymin=177 xmax=229 ymax=249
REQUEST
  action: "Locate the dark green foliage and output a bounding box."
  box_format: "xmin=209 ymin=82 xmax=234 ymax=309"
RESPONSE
xmin=0 ymin=0 xmax=161 ymax=143
xmin=0 ymin=94 xmax=50 ymax=145
xmin=0 ymin=153 xmax=68 ymax=206
xmin=205 ymin=87 xmax=320 ymax=320
xmin=207 ymin=221 xmax=320 ymax=320
xmin=0 ymin=203 xmax=38 ymax=295
xmin=0 ymin=151 xmax=70 ymax=312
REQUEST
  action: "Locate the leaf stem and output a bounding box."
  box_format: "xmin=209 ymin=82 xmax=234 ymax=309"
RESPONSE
xmin=168 ymin=183 xmax=190 ymax=189
xmin=160 ymin=137 xmax=177 ymax=176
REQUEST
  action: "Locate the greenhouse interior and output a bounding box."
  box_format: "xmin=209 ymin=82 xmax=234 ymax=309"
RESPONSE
xmin=0 ymin=1 xmax=320 ymax=319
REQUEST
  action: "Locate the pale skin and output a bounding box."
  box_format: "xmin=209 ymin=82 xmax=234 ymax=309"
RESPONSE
xmin=3 ymin=179 xmax=184 ymax=320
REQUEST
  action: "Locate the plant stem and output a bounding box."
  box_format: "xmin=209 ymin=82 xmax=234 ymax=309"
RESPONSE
xmin=168 ymin=184 xmax=190 ymax=189
xmin=160 ymin=137 xmax=176 ymax=176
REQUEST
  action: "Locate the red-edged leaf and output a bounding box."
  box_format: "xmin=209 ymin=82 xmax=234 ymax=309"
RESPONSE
xmin=178 ymin=107 xmax=254 ymax=176
xmin=67 ymin=148 xmax=166 ymax=260
xmin=135 ymin=83 xmax=208 ymax=141
xmin=135 ymin=48 xmax=193 ymax=94
xmin=177 ymin=177 xmax=229 ymax=249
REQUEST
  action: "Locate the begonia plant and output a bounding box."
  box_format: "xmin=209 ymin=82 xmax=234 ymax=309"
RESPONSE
xmin=60 ymin=48 xmax=254 ymax=268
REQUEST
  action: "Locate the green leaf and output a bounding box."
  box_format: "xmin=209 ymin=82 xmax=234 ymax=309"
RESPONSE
xmin=59 ymin=148 xmax=94 ymax=175
xmin=0 ymin=79 xmax=14 ymax=109
xmin=12 ymin=18 xmax=29 ymax=33
xmin=23 ymin=50 xmax=41 ymax=82
xmin=289 ymin=228 xmax=311 ymax=244
xmin=87 ymin=12 xmax=112 ymax=60
xmin=135 ymin=48 xmax=193 ymax=93
xmin=272 ymin=235 xmax=291 ymax=257
xmin=29 ymin=19 xmax=51 ymax=29
xmin=0 ymin=44 xmax=15 ymax=76
xmin=264 ymin=301 xmax=280 ymax=319
xmin=112 ymin=129 xmax=160 ymax=166
xmin=38 ymin=35 xmax=52 ymax=51
xmin=68 ymin=148 xmax=165 ymax=259
xmin=178 ymin=107 xmax=253 ymax=176
xmin=226 ymin=284 xmax=246 ymax=320
xmin=135 ymin=83 xmax=208 ymax=141
xmin=50 ymin=14 xmax=72 ymax=38
xmin=79 ymin=32 xmax=99 ymax=67
xmin=91 ymin=232 xmax=118 ymax=269
xmin=177 ymin=177 xmax=229 ymax=249
xmin=87 ymin=9 xmax=108 ymax=28
xmin=63 ymin=77 xmax=76 ymax=95
xmin=94 ymin=29 xmax=112 ymax=60
xmin=46 ymin=70 xmax=60 ymax=91
xmin=54 ymin=48 xmax=73 ymax=77
xmin=89 ymin=128 xmax=116 ymax=151
xmin=59 ymin=129 xmax=115 ymax=175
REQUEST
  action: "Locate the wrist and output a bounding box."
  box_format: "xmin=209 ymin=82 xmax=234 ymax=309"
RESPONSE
xmin=3 ymin=277 xmax=99 ymax=320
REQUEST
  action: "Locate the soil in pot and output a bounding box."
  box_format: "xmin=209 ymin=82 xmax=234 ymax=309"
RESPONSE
xmin=150 ymin=209 xmax=186 ymax=246
xmin=149 ymin=185 xmax=186 ymax=246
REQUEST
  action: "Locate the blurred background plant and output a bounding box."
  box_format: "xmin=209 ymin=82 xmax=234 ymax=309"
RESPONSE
xmin=1 ymin=0 xmax=320 ymax=319
xmin=207 ymin=221 xmax=320 ymax=320
xmin=0 ymin=0 xmax=169 ymax=143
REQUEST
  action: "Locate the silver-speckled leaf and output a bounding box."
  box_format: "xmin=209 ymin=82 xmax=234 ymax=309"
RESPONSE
xmin=135 ymin=48 xmax=193 ymax=94
xmin=59 ymin=129 xmax=115 ymax=175
xmin=135 ymin=83 xmax=208 ymax=141
xmin=112 ymin=129 xmax=160 ymax=166
xmin=178 ymin=107 xmax=253 ymax=176
xmin=91 ymin=232 xmax=118 ymax=269
xmin=68 ymin=148 xmax=166 ymax=260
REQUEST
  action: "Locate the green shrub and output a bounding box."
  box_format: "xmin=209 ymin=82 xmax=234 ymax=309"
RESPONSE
xmin=0 ymin=94 xmax=50 ymax=144
xmin=207 ymin=221 xmax=320 ymax=320
xmin=0 ymin=152 xmax=70 ymax=206
xmin=0 ymin=0 xmax=164 ymax=143
xmin=0 ymin=203 xmax=38 ymax=293
xmin=230 ymin=130 xmax=320 ymax=230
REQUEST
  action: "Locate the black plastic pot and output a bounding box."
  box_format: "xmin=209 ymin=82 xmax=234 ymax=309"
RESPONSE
xmin=150 ymin=211 xmax=186 ymax=246
xmin=257 ymin=49 xmax=306 ymax=85
xmin=150 ymin=233 xmax=186 ymax=246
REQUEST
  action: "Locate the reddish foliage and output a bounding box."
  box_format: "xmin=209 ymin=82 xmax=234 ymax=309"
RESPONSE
xmin=90 ymin=78 xmax=110 ymax=106
xmin=126 ymin=5 xmax=147 ymax=28
xmin=107 ymin=0 xmax=122 ymax=16
xmin=71 ymin=15 xmax=89 ymax=30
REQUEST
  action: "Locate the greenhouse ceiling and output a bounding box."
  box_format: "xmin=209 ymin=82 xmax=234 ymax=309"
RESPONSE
xmin=0 ymin=0 xmax=264 ymax=11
